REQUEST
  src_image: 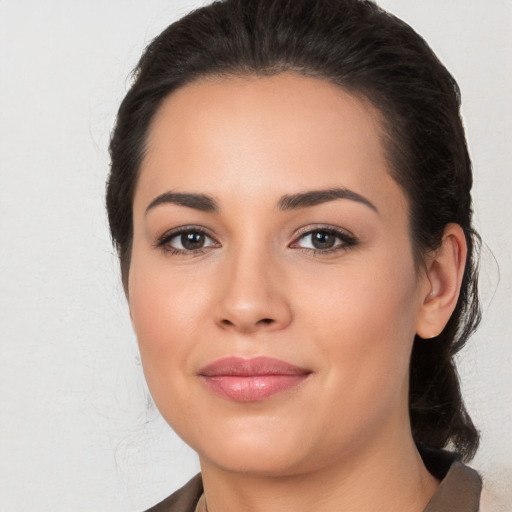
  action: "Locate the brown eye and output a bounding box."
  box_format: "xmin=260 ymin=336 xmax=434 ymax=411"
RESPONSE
xmin=157 ymin=228 xmax=219 ymax=254
xmin=291 ymin=227 xmax=358 ymax=253
xmin=310 ymin=231 xmax=336 ymax=249
xmin=181 ymin=232 xmax=206 ymax=250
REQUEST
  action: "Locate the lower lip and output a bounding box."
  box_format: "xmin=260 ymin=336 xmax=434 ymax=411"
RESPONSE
xmin=200 ymin=374 xmax=309 ymax=402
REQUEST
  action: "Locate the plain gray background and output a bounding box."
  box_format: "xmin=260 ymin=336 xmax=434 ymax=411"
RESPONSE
xmin=0 ymin=1 xmax=511 ymax=510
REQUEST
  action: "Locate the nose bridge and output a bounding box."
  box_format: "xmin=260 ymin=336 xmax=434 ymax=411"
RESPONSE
xmin=214 ymin=236 xmax=291 ymax=332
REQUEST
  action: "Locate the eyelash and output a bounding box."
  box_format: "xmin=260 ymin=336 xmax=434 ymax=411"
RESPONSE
xmin=154 ymin=226 xmax=217 ymax=256
xmin=290 ymin=225 xmax=358 ymax=255
xmin=154 ymin=225 xmax=358 ymax=256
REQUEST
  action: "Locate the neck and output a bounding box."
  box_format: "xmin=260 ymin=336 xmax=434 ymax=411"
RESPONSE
xmin=199 ymin=427 xmax=439 ymax=512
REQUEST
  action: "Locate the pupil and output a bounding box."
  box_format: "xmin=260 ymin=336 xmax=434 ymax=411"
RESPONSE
xmin=182 ymin=232 xmax=205 ymax=250
xmin=312 ymin=231 xmax=335 ymax=249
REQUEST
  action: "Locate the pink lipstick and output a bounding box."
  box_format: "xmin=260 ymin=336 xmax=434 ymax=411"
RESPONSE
xmin=198 ymin=356 xmax=311 ymax=402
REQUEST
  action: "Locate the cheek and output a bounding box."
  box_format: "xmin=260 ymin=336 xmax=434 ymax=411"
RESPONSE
xmin=129 ymin=248 xmax=206 ymax=337
xmin=128 ymin=255 xmax=205 ymax=385
xmin=297 ymin=252 xmax=419 ymax=392
xmin=127 ymin=263 xmax=214 ymax=432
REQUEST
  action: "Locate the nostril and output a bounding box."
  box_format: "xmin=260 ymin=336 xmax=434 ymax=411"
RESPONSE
xmin=218 ymin=317 xmax=277 ymax=330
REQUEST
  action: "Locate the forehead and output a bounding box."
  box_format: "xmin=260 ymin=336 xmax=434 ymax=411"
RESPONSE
xmin=136 ymin=72 xmax=406 ymax=217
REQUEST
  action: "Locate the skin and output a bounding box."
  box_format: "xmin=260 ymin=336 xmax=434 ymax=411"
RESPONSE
xmin=128 ymin=73 xmax=466 ymax=511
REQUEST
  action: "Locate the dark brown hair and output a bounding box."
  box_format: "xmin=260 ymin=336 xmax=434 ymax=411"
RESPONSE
xmin=107 ymin=0 xmax=480 ymax=460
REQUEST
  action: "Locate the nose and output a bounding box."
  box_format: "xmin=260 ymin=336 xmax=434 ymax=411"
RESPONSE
xmin=213 ymin=248 xmax=293 ymax=334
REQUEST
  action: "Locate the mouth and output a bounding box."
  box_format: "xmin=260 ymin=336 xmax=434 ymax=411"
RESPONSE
xmin=198 ymin=356 xmax=312 ymax=402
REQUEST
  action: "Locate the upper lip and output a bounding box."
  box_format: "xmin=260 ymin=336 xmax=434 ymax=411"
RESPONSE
xmin=198 ymin=356 xmax=311 ymax=377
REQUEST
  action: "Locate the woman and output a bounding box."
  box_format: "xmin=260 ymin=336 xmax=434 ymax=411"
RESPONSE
xmin=106 ymin=0 xmax=482 ymax=510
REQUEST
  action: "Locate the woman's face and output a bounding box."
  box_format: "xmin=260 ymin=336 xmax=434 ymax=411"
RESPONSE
xmin=129 ymin=73 xmax=431 ymax=476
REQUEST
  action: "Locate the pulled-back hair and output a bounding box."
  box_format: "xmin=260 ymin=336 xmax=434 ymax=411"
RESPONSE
xmin=107 ymin=0 xmax=480 ymax=460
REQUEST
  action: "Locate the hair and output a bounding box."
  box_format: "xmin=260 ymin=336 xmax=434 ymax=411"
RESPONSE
xmin=107 ymin=0 xmax=481 ymax=460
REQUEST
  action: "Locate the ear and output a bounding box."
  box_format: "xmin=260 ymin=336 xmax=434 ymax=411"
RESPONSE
xmin=415 ymin=223 xmax=467 ymax=339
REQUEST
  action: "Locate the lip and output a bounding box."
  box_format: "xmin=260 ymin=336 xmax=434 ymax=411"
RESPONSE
xmin=198 ymin=356 xmax=312 ymax=402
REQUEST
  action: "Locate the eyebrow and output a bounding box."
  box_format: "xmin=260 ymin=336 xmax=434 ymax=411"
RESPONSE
xmin=145 ymin=187 xmax=378 ymax=215
xmin=278 ymin=187 xmax=378 ymax=213
xmin=145 ymin=192 xmax=219 ymax=214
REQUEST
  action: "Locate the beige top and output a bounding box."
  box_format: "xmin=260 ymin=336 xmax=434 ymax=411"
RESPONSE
xmin=145 ymin=456 xmax=482 ymax=512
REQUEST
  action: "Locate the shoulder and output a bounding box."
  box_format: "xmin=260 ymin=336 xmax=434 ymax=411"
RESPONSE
xmin=419 ymin=443 xmax=482 ymax=512
xmin=143 ymin=474 xmax=203 ymax=512
xmin=424 ymin=461 xmax=481 ymax=512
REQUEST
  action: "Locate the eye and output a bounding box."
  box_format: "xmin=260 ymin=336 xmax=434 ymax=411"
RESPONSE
xmin=291 ymin=227 xmax=357 ymax=253
xmin=156 ymin=227 xmax=219 ymax=254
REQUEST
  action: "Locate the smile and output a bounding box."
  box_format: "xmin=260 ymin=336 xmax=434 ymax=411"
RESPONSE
xmin=198 ymin=356 xmax=312 ymax=402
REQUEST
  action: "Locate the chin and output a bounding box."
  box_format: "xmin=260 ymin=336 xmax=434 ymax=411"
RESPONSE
xmin=183 ymin=418 xmax=335 ymax=477
xmin=200 ymin=445 xmax=312 ymax=477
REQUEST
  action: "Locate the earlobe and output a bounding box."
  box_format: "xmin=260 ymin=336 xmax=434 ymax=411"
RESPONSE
xmin=416 ymin=223 xmax=467 ymax=340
